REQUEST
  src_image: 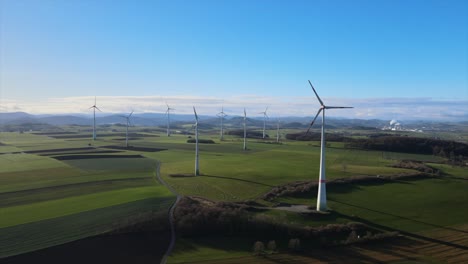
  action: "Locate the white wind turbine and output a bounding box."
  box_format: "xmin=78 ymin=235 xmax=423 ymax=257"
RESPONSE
xmin=165 ymin=102 xmax=175 ymax=137
xmin=243 ymin=108 xmax=247 ymax=151
xmin=89 ymin=97 xmax=102 ymax=140
xmin=276 ymin=118 xmax=281 ymax=143
xmin=306 ymin=80 xmax=353 ymax=212
xmin=193 ymin=107 xmax=200 ymax=176
xmin=120 ymin=110 xmax=133 ymax=148
xmin=217 ymin=106 xmax=227 ymax=141
xmin=259 ymin=106 xmax=269 ymax=139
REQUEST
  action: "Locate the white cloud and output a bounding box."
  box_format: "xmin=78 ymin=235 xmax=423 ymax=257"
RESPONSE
xmin=0 ymin=95 xmax=466 ymax=121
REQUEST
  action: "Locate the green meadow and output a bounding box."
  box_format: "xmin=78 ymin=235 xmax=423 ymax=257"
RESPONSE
xmin=0 ymin=127 xmax=466 ymax=262
xmin=0 ymin=131 xmax=175 ymax=258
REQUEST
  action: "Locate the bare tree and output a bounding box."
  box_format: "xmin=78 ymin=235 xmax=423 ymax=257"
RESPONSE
xmin=267 ymin=240 xmax=277 ymax=252
xmin=288 ymin=238 xmax=301 ymax=251
xmin=253 ymin=241 xmax=265 ymax=255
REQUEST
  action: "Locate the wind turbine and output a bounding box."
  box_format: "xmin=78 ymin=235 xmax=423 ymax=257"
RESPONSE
xmin=120 ymin=110 xmax=133 ymax=148
xmin=276 ymin=119 xmax=280 ymax=143
xmin=217 ymin=106 xmax=227 ymax=141
xmin=165 ymin=102 xmax=175 ymax=137
xmin=243 ymin=108 xmax=247 ymax=151
xmin=306 ymin=80 xmax=353 ymax=212
xmin=89 ymin=97 xmax=102 ymax=140
xmin=259 ymin=106 xmax=269 ymax=139
xmin=193 ymin=107 xmax=200 ymax=176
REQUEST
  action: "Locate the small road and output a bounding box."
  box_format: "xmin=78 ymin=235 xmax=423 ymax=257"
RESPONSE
xmin=155 ymin=161 xmax=182 ymax=264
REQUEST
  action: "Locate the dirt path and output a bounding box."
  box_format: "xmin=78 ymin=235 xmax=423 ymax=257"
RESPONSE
xmin=155 ymin=161 xmax=182 ymax=264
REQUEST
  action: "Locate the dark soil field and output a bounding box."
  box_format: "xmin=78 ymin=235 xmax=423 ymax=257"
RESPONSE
xmin=46 ymin=133 xmax=160 ymax=139
xmin=2 ymin=231 xmax=170 ymax=264
xmin=102 ymin=145 xmax=168 ymax=152
xmin=53 ymin=154 xmax=144 ymax=160
xmin=24 ymin=147 xmax=96 ymax=154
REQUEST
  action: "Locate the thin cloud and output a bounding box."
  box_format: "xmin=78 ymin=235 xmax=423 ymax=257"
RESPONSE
xmin=0 ymin=96 xmax=466 ymax=121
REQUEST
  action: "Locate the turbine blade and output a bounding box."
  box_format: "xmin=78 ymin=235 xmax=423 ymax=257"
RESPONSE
xmin=308 ymin=80 xmax=324 ymax=106
xmin=305 ymin=108 xmax=322 ymax=134
xmin=193 ymin=106 xmax=198 ymax=120
xmin=129 ymin=110 xmax=134 ymax=117
xmin=326 ymin=106 xmax=354 ymax=109
xmin=265 ymin=106 xmax=268 ymax=112
xmin=95 ymin=106 xmax=102 ymax=112
xmin=244 ymin=108 xmax=246 ymax=118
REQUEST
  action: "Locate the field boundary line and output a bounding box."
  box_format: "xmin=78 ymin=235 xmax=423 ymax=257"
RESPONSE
xmin=155 ymin=161 xmax=182 ymax=264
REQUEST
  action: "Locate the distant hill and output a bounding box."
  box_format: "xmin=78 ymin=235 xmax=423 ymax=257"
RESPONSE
xmin=0 ymin=112 xmax=467 ymax=133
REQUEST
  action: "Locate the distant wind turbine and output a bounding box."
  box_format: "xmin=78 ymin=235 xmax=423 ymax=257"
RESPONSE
xmin=89 ymin=97 xmax=102 ymax=140
xmin=120 ymin=110 xmax=133 ymax=148
xmin=276 ymin=119 xmax=280 ymax=143
xmin=193 ymin=107 xmax=200 ymax=176
xmin=165 ymin=102 xmax=175 ymax=137
xmin=243 ymin=108 xmax=247 ymax=151
xmin=259 ymin=106 xmax=269 ymax=139
xmin=217 ymin=106 xmax=227 ymax=141
xmin=306 ymin=80 xmax=353 ymax=212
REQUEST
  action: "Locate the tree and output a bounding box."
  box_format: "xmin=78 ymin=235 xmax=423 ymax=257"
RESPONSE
xmin=267 ymin=240 xmax=277 ymax=253
xmin=288 ymin=238 xmax=301 ymax=252
xmin=341 ymin=162 xmax=347 ymax=173
xmin=253 ymin=241 xmax=265 ymax=255
xmin=346 ymin=231 xmax=359 ymax=244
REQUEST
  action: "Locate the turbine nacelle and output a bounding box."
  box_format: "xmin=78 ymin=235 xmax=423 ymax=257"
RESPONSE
xmin=89 ymin=97 xmax=102 ymax=111
xmin=305 ymin=80 xmax=353 ymax=134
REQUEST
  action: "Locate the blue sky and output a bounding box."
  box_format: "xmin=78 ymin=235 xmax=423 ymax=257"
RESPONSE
xmin=0 ymin=0 xmax=467 ymax=120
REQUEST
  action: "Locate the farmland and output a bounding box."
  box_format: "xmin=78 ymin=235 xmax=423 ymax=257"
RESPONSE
xmin=0 ymin=131 xmax=175 ymax=259
xmin=0 ymin=124 xmax=467 ymax=263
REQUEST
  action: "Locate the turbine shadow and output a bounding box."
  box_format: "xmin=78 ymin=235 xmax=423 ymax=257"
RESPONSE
xmin=445 ymin=176 xmax=468 ymax=181
xmin=334 ymin=211 xmax=468 ymax=251
xmin=330 ymin=198 xmax=468 ymax=236
xmin=201 ymin=175 xmax=274 ymax=187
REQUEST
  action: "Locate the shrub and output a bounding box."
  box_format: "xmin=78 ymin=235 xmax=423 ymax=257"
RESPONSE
xmin=253 ymin=241 xmax=265 ymax=255
xmin=267 ymin=240 xmax=277 ymax=252
xmin=288 ymin=238 xmax=301 ymax=251
xmin=187 ymin=138 xmax=215 ymax=144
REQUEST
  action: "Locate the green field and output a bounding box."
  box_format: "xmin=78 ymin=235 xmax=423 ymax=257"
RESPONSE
xmin=0 ymin=132 xmax=176 ymax=258
xmin=1 ymin=127 xmax=466 ymax=263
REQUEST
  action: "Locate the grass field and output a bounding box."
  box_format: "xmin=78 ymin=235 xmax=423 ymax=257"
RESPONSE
xmin=144 ymin=133 xmax=466 ymax=264
xmin=0 ymin=132 xmax=176 ymax=258
xmin=1 ymin=127 xmax=466 ymax=263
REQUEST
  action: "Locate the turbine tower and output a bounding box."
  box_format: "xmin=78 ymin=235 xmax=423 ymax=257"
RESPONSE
xmin=259 ymin=106 xmax=269 ymax=139
xmin=89 ymin=97 xmax=102 ymax=140
xmin=120 ymin=110 xmax=133 ymax=148
xmin=243 ymin=108 xmax=247 ymax=151
xmin=276 ymin=119 xmax=280 ymax=143
xmin=165 ymin=102 xmax=175 ymax=137
xmin=217 ymin=106 xmax=227 ymax=141
xmin=306 ymin=80 xmax=353 ymax=211
xmin=193 ymin=107 xmax=200 ymax=176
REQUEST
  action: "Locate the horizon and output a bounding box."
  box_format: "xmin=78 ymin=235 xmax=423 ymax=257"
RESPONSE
xmin=1 ymin=1 xmax=467 ymax=121
xmin=1 ymin=95 xmax=467 ymax=121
